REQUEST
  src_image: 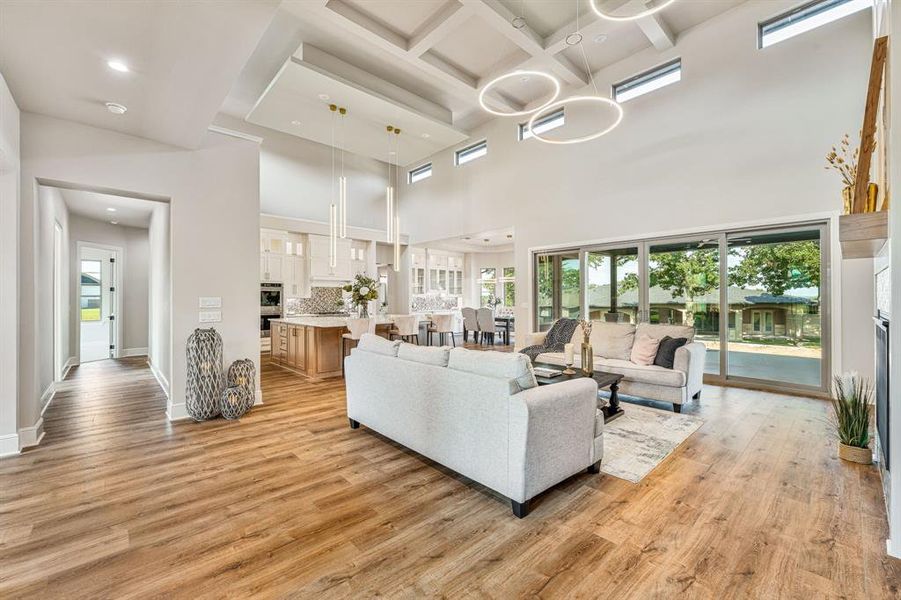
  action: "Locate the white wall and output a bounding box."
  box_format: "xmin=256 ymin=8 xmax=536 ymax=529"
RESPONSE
xmin=35 ymin=185 xmax=70 ymax=411
xmin=0 ymin=72 xmax=20 ymax=455
xmin=67 ymin=214 xmax=150 ymax=355
xmin=400 ymin=0 xmax=872 ymax=377
xmin=215 ymin=114 xmax=389 ymax=229
xmin=148 ymin=203 xmax=171 ymax=395
xmin=19 ymin=112 xmax=260 ymax=431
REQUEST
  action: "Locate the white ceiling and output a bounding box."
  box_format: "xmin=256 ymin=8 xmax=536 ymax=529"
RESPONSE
xmin=59 ymin=188 xmax=160 ymax=229
xmin=426 ymin=227 xmax=515 ymax=254
xmin=0 ymin=0 xmax=280 ymax=149
xmin=222 ymin=0 xmax=745 ymax=164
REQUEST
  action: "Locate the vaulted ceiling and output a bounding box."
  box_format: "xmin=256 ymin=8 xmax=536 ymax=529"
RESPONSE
xmin=224 ymin=0 xmax=745 ymax=163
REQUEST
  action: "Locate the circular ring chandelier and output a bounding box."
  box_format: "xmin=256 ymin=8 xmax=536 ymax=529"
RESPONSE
xmin=478 ymin=70 xmax=561 ymax=117
xmin=526 ymin=95 xmax=623 ymax=145
xmin=589 ymin=0 xmax=677 ymax=22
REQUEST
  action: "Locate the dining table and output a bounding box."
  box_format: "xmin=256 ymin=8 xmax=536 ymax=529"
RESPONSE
xmin=494 ymin=315 xmax=514 ymax=345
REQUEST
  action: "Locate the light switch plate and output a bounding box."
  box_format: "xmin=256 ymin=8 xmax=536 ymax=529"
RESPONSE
xmin=199 ymin=310 xmax=222 ymax=323
xmin=199 ymin=297 xmax=222 ymax=308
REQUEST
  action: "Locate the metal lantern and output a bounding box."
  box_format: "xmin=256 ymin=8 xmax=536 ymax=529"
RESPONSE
xmin=186 ymin=327 xmax=223 ymax=421
xmin=220 ymin=385 xmax=250 ymax=420
xmin=227 ymin=358 xmax=256 ymax=407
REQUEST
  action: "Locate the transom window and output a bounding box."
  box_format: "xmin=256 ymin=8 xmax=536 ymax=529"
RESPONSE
xmin=758 ymin=0 xmax=870 ymax=48
xmin=455 ymin=140 xmax=488 ymax=166
xmin=519 ymin=108 xmax=565 ymax=141
xmin=408 ymin=163 xmax=432 ymax=183
xmin=613 ymin=58 xmax=681 ymax=103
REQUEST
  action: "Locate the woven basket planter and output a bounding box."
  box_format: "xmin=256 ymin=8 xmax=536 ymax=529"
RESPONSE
xmin=185 ymin=328 xmax=223 ymax=421
xmin=838 ymin=443 xmax=872 ymax=465
xmin=227 ymin=358 xmax=256 ymax=407
xmin=220 ymin=385 xmax=252 ymax=420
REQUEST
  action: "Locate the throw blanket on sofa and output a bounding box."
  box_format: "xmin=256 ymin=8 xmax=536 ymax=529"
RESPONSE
xmin=519 ymin=318 xmax=579 ymax=363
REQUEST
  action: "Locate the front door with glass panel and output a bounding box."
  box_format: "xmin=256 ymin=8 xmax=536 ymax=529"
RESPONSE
xmin=79 ymin=246 xmax=117 ymax=362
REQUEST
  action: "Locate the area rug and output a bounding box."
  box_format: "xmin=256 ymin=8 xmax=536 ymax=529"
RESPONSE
xmin=601 ymin=403 xmax=704 ymax=483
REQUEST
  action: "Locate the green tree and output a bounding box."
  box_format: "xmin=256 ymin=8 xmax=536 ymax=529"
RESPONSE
xmin=728 ymin=241 xmax=820 ymax=296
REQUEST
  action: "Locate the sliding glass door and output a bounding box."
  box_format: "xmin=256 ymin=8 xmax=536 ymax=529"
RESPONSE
xmin=532 ymin=222 xmax=830 ymax=392
xmin=725 ymin=227 xmax=825 ymax=388
xmin=534 ymin=251 xmax=581 ymax=331
xmin=647 ymin=238 xmax=722 ymax=376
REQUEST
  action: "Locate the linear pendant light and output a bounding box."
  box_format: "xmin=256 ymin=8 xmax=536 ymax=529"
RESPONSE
xmin=338 ymin=107 xmax=347 ymax=239
xmin=385 ymin=125 xmax=395 ymax=243
xmin=392 ymin=127 xmax=401 ymax=272
xmin=328 ymin=104 xmax=338 ymax=268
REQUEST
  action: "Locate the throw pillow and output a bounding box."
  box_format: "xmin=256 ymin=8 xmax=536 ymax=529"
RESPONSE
xmin=653 ymin=336 xmax=688 ymax=369
xmin=630 ymin=333 xmax=661 ymax=366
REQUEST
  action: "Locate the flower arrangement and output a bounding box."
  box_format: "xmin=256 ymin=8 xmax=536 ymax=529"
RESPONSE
xmin=343 ymin=274 xmax=379 ymax=318
xmin=830 ymin=372 xmax=873 ymax=464
xmin=485 ymin=294 xmax=502 ymax=309
xmin=824 ymin=133 xmax=860 ymax=189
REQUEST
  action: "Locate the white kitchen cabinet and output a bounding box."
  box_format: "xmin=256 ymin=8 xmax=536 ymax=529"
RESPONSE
xmin=308 ymin=235 xmax=352 ymax=281
xmin=261 ymin=229 xmax=288 ymax=255
xmin=283 ymin=255 xmax=310 ymax=297
xmin=260 ymin=252 xmax=284 ymax=282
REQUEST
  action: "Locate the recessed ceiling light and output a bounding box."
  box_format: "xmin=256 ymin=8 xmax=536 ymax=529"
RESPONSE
xmin=389 ymin=151 xmax=396 ymax=155
xmin=318 ymin=93 xmax=330 ymax=101
xmin=110 ymin=221 xmax=119 ymax=225
xmin=105 ymin=102 xmax=127 ymax=115
xmin=106 ymin=207 xmax=117 ymax=212
xmin=520 ymin=76 xmax=530 ymax=83
xmin=593 ymin=33 xmax=608 ymax=44
xmin=291 ymin=120 xmax=301 ymax=126
xmin=107 ymin=60 xmax=129 ymax=73
xmin=483 ymin=238 xmax=490 ymax=243
xmin=463 ymin=237 xmax=471 ymax=240
xmin=421 ymin=133 xmax=430 ymax=139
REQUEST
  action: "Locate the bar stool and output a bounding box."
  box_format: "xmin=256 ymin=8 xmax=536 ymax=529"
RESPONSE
xmin=342 ymin=318 xmax=374 ymax=376
xmin=388 ymin=315 xmax=419 ymax=344
xmin=427 ymin=313 xmax=456 ymax=347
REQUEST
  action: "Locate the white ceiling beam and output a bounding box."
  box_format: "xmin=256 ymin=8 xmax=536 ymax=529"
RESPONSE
xmin=460 ymin=0 xmax=588 ymax=86
xmin=317 ymin=0 xmax=519 ymax=115
xmin=544 ymin=13 xmax=604 ymax=56
xmin=635 ymin=12 xmax=675 ymax=50
xmin=407 ymin=1 xmax=471 ymax=57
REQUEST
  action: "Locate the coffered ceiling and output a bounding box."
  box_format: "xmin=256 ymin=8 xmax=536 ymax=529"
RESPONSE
xmin=225 ymin=0 xmax=745 ymax=164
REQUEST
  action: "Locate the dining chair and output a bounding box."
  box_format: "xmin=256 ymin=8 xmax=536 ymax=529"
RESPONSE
xmin=427 ymin=313 xmax=456 ymax=347
xmin=388 ymin=314 xmax=419 ymax=344
xmin=461 ymin=307 xmax=479 ymax=343
xmin=342 ymin=318 xmax=374 ymax=376
xmin=476 ymin=308 xmax=498 ymax=345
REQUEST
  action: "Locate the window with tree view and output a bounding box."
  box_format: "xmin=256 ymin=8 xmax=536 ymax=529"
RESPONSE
xmin=480 ymin=268 xmax=496 ymax=307
xmin=502 ymin=267 xmax=515 ymax=308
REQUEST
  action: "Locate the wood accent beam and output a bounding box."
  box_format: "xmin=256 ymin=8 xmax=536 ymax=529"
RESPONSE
xmin=854 ymin=35 xmax=887 ymax=213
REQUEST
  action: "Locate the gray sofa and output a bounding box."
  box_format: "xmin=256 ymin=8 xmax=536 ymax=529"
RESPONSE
xmin=518 ymin=321 xmax=706 ymax=412
xmin=345 ymin=334 xmax=603 ymax=517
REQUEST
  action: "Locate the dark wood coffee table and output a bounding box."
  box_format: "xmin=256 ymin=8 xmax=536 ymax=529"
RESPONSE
xmin=533 ymin=362 xmax=625 ymax=423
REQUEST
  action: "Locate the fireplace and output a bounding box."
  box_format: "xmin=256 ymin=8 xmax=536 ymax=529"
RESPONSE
xmin=876 ymin=313 xmax=890 ymax=471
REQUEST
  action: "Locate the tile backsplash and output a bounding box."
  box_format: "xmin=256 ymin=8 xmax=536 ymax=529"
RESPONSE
xmin=411 ymin=293 xmax=460 ymax=312
xmin=285 ymin=287 xmax=345 ymax=315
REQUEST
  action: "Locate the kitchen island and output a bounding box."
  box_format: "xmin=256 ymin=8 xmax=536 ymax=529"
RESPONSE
xmin=269 ymin=316 xmax=393 ymax=379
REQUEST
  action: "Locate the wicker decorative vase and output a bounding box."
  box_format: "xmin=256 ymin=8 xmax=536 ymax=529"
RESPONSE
xmin=220 ymin=385 xmax=251 ymax=420
xmin=185 ymin=327 xmax=223 ymax=421
xmin=227 ymin=358 xmax=256 ymax=408
xmin=838 ymin=443 xmax=872 ymax=465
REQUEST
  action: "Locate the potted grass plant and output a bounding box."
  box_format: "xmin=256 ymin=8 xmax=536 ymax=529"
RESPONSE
xmin=830 ymin=372 xmax=873 ymax=465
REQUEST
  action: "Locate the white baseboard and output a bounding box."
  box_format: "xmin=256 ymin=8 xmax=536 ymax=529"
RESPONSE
xmin=122 ymin=347 xmax=148 ymax=357
xmin=0 ymin=433 xmax=20 ymax=457
xmin=254 ymin=389 xmax=263 ymax=406
xmin=148 ymin=360 xmax=170 ymax=399
xmin=40 ymin=381 xmax=57 ymax=415
xmin=61 ymin=356 xmax=78 ymax=379
xmin=166 ymin=401 xmax=191 ymax=421
xmin=18 ymin=418 xmax=44 ymax=450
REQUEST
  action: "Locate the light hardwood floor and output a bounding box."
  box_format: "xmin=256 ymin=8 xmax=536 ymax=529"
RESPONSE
xmin=1 ymin=353 xmax=899 ymax=598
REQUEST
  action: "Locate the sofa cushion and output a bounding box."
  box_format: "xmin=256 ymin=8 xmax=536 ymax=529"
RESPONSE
xmin=448 ymin=348 xmax=537 ymax=391
xmin=591 ymin=322 xmax=636 ymax=360
xmin=595 ymin=358 xmax=686 ymax=387
xmin=397 ymin=343 xmax=451 ymax=367
xmin=654 ymin=336 xmax=689 ymax=369
xmin=636 ymin=323 xmax=695 ymax=343
xmin=536 ymin=352 xmax=686 ymax=387
xmin=357 ymin=333 xmax=401 ymax=357
xmin=630 ymin=333 xmax=661 ymax=366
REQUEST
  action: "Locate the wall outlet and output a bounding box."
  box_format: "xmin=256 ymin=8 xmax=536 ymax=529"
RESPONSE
xmin=199 ymin=297 xmax=222 ymax=308
xmin=199 ymin=310 xmax=222 ymax=323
